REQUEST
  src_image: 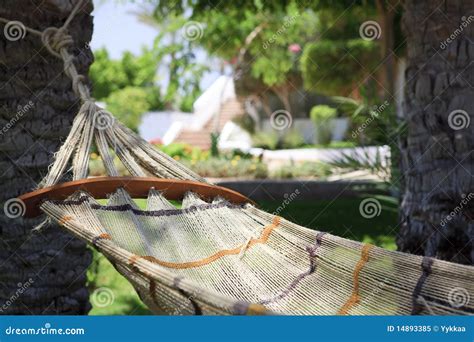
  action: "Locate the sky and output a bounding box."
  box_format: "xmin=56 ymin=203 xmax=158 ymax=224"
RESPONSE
xmin=90 ymin=1 xmax=156 ymax=59
xmin=90 ymin=0 xmax=222 ymax=90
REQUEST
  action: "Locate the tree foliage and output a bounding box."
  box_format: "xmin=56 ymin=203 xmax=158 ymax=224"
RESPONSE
xmin=148 ymin=0 xmax=389 ymax=108
xmin=90 ymin=48 xmax=158 ymax=100
xmin=137 ymin=10 xmax=209 ymax=111
xmin=193 ymin=2 xmax=318 ymax=113
xmin=300 ymin=5 xmax=381 ymax=96
xmin=301 ymin=39 xmax=378 ymax=96
xmin=105 ymin=86 xmax=156 ymax=131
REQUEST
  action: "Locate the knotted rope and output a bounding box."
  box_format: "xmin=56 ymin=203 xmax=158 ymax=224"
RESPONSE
xmin=0 ymin=0 xmax=212 ymax=191
xmin=0 ymin=0 xmax=91 ymax=102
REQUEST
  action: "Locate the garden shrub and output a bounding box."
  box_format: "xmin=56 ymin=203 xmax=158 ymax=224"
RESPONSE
xmin=281 ymin=129 xmax=306 ymax=149
xmin=233 ymin=114 xmax=256 ymax=134
xmin=251 ymin=131 xmax=279 ymax=150
xmin=310 ymin=105 xmax=337 ymax=145
xmin=271 ymin=162 xmax=332 ymax=179
xmin=158 ymin=143 xmax=204 ymax=160
xmin=183 ymin=157 xmax=268 ymax=178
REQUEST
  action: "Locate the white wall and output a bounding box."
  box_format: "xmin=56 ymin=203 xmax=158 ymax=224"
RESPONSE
xmin=138 ymin=111 xmax=192 ymax=142
xmin=261 ymin=118 xmax=350 ymax=143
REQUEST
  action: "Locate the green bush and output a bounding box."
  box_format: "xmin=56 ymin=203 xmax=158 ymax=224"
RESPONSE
xmin=182 ymin=157 xmax=268 ymax=178
xmin=210 ymin=133 xmax=219 ymax=157
xmin=251 ymin=131 xmax=279 ymax=150
xmin=233 ymin=114 xmax=256 ymax=134
xmin=271 ymin=162 xmax=332 ymax=179
xmin=230 ymin=149 xmax=254 ymax=160
xmin=310 ymin=105 xmax=337 ymax=121
xmin=105 ymin=86 xmax=151 ymax=131
xmin=310 ymin=105 xmax=337 ymax=145
xmin=281 ymin=129 xmax=306 ymax=149
xmin=158 ymin=143 xmax=205 ymax=160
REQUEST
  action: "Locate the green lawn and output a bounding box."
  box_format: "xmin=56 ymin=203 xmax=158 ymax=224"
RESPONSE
xmin=259 ymin=195 xmax=399 ymax=251
xmin=88 ymin=195 xmax=399 ymax=315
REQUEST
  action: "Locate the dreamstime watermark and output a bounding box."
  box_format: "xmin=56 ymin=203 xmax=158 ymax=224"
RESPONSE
xmin=270 ymin=109 xmax=292 ymax=130
xmin=0 ymin=278 xmax=34 ymax=312
xmin=440 ymin=193 xmax=473 ymax=227
xmin=90 ymin=287 xmax=114 ymax=308
xmin=3 ymin=198 xmax=26 ymax=218
xmin=448 ymin=287 xmax=470 ymax=308
xmin=5 ymin=323 xmax=85 ymax=336
xmin=448 ymin=109 xmax=470 ymax=130
xmin=359 ymin=198 xmax=382 ymax=219
xmin=351 ymin=100 xmax=389 ymax=139
xmin=414 ymin=287 xmax=471 ymax=313
xmin=93 ymin=109 xmax=115 ymax=130
xmin=182 ymin=21 xmax=204 ymax=41
xmin=359 ymin=21 xmax=381 ymax=41
xmin=1 ymin=101 xmax=35 ymax=136
xmin=93 ymin=109 xmax=119 ymax=155
xmin=3 ymin=20 xmax=26 ymax=41
xmin=272 ymin=189 xmax=300 ymax=216
xmin=440 ymin=16 xmax=474 ymax=50
xmin=262 ymin=13 xmax=301 ymax=49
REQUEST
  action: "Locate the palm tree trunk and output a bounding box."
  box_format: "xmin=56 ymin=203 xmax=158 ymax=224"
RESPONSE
xmin=0 ymin=0 xmax=93 ymax=314
xmin=397 ymin=0 xmax=473 ymax=265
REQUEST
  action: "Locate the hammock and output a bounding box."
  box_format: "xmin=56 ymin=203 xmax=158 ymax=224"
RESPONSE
xmin=9 ymin=2 xmax=474 ymax=316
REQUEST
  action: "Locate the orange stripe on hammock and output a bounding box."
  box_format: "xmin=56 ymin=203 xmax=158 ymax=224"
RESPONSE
xmin=129 ymin=216 xmax=281 ymax=270
xmin=338 ymin=243 xmax=373 ymax=315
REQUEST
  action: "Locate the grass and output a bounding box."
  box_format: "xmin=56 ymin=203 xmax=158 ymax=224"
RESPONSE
xmin=88 ymin=195 xmax=399 ymax=315
xmin=259 ymin=195 xmax=399 ymax=251
xmin=88 ymin=251 xmax=151 ymax=315
xmin=299 ymin=141 xmax=357 ymax=149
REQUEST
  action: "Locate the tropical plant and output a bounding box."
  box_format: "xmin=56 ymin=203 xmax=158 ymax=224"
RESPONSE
xmin=331 ymin=95 xmax=397 ymax=146
xmin=310 ymin=105 xmax=337 ymax=145
xmin=328 ymin=147 xmax=391 ymax=182
xmin=330 ymin=95 xmax=402 ymax=193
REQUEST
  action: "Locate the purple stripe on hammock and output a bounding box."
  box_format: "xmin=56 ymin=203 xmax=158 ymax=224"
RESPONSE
xmin=43 ymin=196 xmax=244 ymax=217
xmin=259 ymin=232 xmax=326 ymax=305
xmin=411 ymin=256 xmax=434 ymax=315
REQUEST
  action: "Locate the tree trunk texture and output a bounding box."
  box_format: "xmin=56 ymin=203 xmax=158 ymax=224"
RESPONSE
xmin=376 ymin=0 xmax=397 ymax=97
xmin=398 ymin=0 xmax=474 ymax=265
xmin=0 ymin=0 xmax=93 ymax=314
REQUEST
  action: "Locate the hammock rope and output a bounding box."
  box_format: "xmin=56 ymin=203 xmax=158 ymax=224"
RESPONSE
xmin=2 ymin=2 xmax=473 ymax=316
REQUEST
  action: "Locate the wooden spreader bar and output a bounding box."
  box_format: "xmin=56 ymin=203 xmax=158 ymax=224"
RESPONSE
xmin=18 ymin=177 xmax=254 ymax=218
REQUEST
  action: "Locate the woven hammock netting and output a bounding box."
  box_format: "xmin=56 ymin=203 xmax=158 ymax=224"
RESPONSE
xmin=37 ymin=102 xmax=474 ymax=316
xmin=9 ymin=1 xmax=473 ymax=315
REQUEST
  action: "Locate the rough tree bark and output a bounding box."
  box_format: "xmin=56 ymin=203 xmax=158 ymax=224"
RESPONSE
xmin=376 ymin=0 xmax=397 ymax=98
xmin=0 ymin=0 xmax=93 ymax=314
xmin=397 ymin=0 xmax=474 ymax=265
